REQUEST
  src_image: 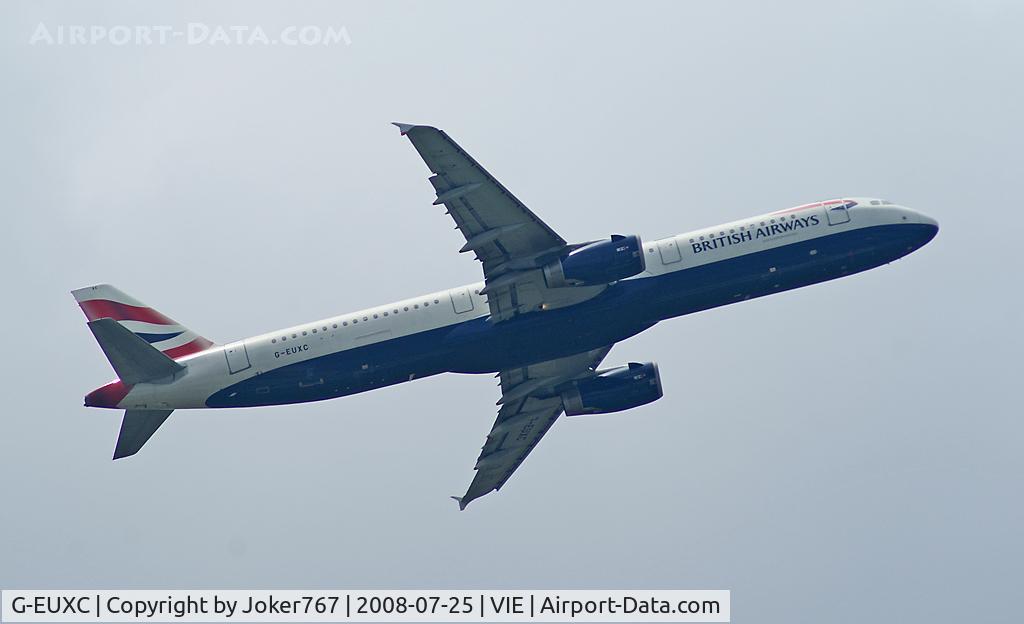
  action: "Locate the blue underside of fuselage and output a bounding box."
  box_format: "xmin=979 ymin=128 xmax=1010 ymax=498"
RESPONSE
xmin=205 ymin=223 xmax=936 ymax=408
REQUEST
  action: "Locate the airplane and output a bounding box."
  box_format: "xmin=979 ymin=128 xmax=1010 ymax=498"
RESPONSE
xmin=73 ymin=123 xmax=939 ymax=509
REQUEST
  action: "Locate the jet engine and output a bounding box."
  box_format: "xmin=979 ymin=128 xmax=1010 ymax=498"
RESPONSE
xmin=543 ymin=234 xmax=645 ymax=287
xmin=561 ymin=361 xmax=663 ymax=416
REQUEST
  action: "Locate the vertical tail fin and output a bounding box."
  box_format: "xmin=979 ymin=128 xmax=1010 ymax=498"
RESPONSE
xmin=72 ymin=284 xmax=213 ymax=359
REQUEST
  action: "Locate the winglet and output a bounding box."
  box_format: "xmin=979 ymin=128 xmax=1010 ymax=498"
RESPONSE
xmin=391 ymin=122 xmax=417 ymax=136
xmin=450 ymin=496 xmax=468 ymax=511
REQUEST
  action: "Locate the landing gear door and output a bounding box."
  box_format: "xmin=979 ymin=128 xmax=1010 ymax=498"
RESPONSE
xmin=826 ymin=201 xmax=851 ymax=225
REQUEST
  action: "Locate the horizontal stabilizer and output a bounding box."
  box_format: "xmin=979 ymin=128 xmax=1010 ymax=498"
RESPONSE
xmin=114 ymin=409 xmax=173 ymax=459
xmin=88 ymin=318 xmax=185 ymax=384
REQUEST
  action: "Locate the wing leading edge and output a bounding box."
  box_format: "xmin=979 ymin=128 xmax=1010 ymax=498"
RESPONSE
xmin=453 ymin=346 xmax=614 ymax=510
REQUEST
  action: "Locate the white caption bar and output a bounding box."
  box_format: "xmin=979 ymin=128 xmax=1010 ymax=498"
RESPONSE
xmin=1 ymin=590 xmax=729 ymax=623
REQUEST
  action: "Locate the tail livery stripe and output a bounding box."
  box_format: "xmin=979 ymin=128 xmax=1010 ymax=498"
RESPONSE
xmin=85 ymin=379 xmax=132 ymax=408
xmin=78 ymin=299 xmax=176 ymax=325
xmin=135 ymin=331 xmax=185 ymax=344
xmin=163 ymin=337 xmax=214 ymax=359
xmin=72 ymin=284 xmax=215 ymax=361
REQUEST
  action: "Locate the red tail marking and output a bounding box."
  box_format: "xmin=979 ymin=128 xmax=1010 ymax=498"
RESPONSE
xmin=163 ymin=337 xmax=214 ymax=359
xmin=85 ymin=380 xmax=131 ymax=408
xmin=79 ymin=300 xmax=176 ymax=325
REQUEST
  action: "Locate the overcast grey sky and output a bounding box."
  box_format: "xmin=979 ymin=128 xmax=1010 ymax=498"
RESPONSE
xmin=1 ymin=1 xmax=1021 ymax=622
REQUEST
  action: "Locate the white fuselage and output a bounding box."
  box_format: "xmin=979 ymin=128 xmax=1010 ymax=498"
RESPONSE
xmin=111 ymin=199 xmax=936 ymax=410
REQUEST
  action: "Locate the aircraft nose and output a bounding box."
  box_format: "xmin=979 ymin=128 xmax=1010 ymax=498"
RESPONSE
xmin=904 ymin=209 xmax=939 ymax=248
xmin=916 ymin=211 xmax=939 ymax=240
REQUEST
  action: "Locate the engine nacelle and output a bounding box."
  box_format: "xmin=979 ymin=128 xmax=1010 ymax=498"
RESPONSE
xmin=562 ymin=362 xmax=663 ymax=416
xmin=543 ymin=234 xmax=645 ymax=287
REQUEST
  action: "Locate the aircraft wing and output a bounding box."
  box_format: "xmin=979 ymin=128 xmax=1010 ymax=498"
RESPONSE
xmin=454 ymin=345 xmax=613 ymax=510
xmin=395 ymin=123 xmax=605 ymax=321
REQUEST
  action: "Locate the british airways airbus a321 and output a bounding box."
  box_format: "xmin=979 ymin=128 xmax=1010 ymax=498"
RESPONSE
xmin=74 ymin=123 xmax=938 ymax=509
